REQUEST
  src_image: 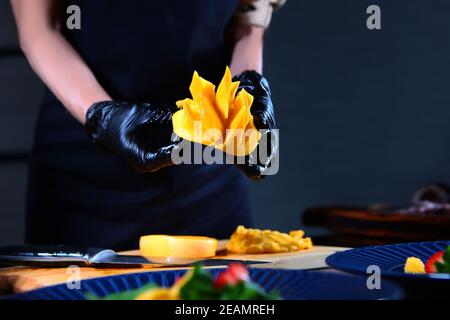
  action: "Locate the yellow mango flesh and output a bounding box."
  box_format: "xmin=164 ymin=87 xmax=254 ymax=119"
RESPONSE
xmin=134 ymin=268 xmax=195 ymax=300
xmin=139 ymin=235 xmax=218 ymax=258
xmin=135 ymin=288 xmax=179 ymax=300
xmin=172 ymin=67 xmax=261 ymax=156
xmin=227 ymin=225 xmax=313 ymax=254
xmin=404 ymin=257 xmax=426 ymax=274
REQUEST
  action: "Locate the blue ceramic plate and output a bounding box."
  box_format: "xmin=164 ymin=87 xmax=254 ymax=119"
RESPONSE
xmin=5 ymin=268 xmax=402 ymax=300
xmin=326 ymin=240 xmax=450 ymax=280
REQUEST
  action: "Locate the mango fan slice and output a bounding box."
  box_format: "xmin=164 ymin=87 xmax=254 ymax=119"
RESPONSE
xmin=172 ymin=67 xmax=261 ymax=156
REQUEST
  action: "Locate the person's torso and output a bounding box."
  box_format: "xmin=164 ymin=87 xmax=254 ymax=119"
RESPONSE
xmin=61 ymin=0 xmax=239 ymax=102
xmin=27 ymin=0 xmax=251 ymax=247
xmin=31 ymin=0 xmax=246 ymax=201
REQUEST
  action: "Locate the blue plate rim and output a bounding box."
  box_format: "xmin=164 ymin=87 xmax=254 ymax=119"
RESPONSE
xmin=3 ymin=267 xmax=403 ymax=300
xmin=326 ymin=240 xmax=450 ymax=280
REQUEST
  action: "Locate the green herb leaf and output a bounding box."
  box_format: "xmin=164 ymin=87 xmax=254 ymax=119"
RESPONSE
xmin=435 ymin=262 xmax=450 ymax=274
xmin=442 ymin=246 xmax=450 ymax=264
xmin=179 ymin=264 xmax=219 ymax=300
xmin=435 ymin=246 xmax=450 ymax=274
xmin=218 ymin=281 xmax=280 ymax=300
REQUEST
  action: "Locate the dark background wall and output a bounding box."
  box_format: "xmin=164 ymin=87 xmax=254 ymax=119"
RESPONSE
xmin=1 ymin=0 xmax=42 ymax=245
xmin=1 ymin=0 xmax=450 ymax=245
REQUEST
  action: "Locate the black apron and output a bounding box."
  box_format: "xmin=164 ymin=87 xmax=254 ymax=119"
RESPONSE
xmin=26 ymin=0 xmax=253 ymax=250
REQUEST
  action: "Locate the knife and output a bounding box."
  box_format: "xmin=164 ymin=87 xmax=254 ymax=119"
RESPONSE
xmin=0 ymin=245 xmax=269 ymax=268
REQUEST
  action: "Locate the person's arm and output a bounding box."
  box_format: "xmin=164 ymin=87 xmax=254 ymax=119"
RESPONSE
xmin=229 ymin=0 xmax=286 ymax=75
xmin=229 ymin=26 xmax=264 ymax=75
xmin=10 ymin=0 xmax=110 ymax=124
xmin=11 ymin=0 xmax=179 ymax=173
xmin=228 ymin=0 xmax=285 ymax=179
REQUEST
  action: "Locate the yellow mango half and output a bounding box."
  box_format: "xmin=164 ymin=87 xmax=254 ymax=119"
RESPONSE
xmin=172 ymin=67 xmax=261 ymax=156
xmin=140 ymin=235 xmax=218 ymax=258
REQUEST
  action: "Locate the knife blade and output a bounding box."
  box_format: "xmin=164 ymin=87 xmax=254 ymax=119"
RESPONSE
xmin=0 ymin=245 xmax=269 ymax=268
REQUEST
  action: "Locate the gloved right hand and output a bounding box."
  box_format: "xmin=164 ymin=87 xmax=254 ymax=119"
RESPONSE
xmin=233 ymin=70 xmax=279 ymax=180
xmin=85 ymin=101 xmax=181 ymax=173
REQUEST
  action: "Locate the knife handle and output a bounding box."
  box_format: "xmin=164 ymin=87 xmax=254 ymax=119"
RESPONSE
xmin=0 ymin=245 xmax=116 ymax=267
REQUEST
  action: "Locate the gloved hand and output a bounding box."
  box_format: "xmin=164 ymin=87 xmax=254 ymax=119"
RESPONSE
xmin=233 ymin=70 xmax=279 ymax=180
xmin=85 ymin=101 xmax=181 ymax=173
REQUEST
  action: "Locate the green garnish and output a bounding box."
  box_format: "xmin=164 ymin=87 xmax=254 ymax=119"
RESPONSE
xmin=84 ymin=264 xmax=280 ymax=300
xmin=435 ymin=245 xmax=450 ymax=274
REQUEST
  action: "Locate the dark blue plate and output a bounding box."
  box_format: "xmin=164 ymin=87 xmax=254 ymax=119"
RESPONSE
xmin=326 ymin=240 xmax=450 ymax=280
xmin=4 ymin=268 xmax=402 ymax=300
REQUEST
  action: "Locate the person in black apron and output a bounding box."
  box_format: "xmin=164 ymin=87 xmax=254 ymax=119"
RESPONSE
xmin=11 ymin=0 xmax=282 ymax=250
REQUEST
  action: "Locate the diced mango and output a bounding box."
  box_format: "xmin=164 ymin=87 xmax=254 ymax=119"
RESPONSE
xmin=404 ymin=256 xmax=426 ymax=274
xmin=227 ymin=225 xmax=313 ymax=254
xmin=139 ymin=235 xmax=218 ymax=258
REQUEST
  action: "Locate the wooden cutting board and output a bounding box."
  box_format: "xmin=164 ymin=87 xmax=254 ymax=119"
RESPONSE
xmin=0 ymin=241 xmax=348 ymax=294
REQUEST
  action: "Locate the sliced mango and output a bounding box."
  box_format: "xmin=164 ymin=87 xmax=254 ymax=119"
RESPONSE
xmin=139 ymin=235 xmax=218 ymax=258
xmin=173 ymin=67 xmax=261 ymax=156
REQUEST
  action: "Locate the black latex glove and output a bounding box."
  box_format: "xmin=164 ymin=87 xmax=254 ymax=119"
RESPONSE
xmin=85 ymin=101 xmax=181 ymax=173
xmin=233 ymin=70 xmax=279 ymax=180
